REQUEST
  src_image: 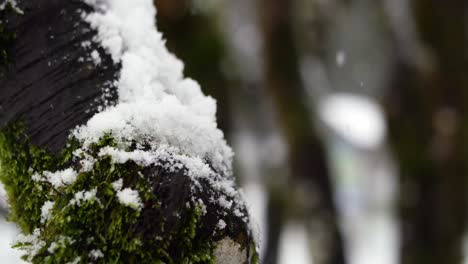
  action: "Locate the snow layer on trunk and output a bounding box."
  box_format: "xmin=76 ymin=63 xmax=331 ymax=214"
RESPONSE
xmin=0 ymin=0 xmax=23 ymax=14
xmin=77 ymin=0 xmax=233 ymax=176
xmin=69 ymin=0 xmax=248 ymax=223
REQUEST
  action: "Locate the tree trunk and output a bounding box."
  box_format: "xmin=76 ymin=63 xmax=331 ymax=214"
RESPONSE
xmin=384 ymin=1 xmax=468 ymax=263
xmin=0 ymin=0 xmax=119 ymax=152
xmin=258 ymin=0 xmax=346 ymax=263
xmin=0 ymin=0 xmax=257 ymax=263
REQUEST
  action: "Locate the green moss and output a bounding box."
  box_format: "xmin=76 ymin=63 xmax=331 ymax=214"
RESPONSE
xmin=249 ymin=243 xmax=260 ymax=264
xmin=0 ymin=122 xmax=65 ymax=232
xmin=0 ymin=123 xmax=225 ymax=263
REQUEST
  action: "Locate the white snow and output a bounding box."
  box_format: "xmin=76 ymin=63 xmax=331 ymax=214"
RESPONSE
xmin=47 ymin=236 xmax=74 ymax=254
xmin=197 ymin=198 xmax=208 ymax=215
xmin=72 ymin=0 xmax=243 ymax=215
xmin=73 ymin=149 xmax=95 ymax=172
xmin=111 ymin=179 xmax=123 ymax=191
xmin=319 ymin=93 xmax=386 ymax=149
xmin=80 ymin=0 xmax=230 ymax=165
xmin=0 ymin=182 xmax=7 ymax=209
xmin=98 ymin=146 xmax=241 ymax=205
xmin=69 ymin=188 xmax=97 ymax=206
xmin=77 ymin=0 xmax=233 ymax=177
xmin=217 ymin=219 xmax=227 ymax=230
xmin=15 ymin=228 xmax=46 ymax=262
xmin=81 ymin=41 xmax=92 ymax=49
xmin=116 ymin=188 xmax=142 ymax=210
xmin=218 ymin=195 xmax=233 ymax=210
xmin=91 ymin=50 xmax=102 ymax=65
xmin=89 ymin=249 xmax=104 ymax=260
xmin=66 ymin=257 xmax=81 ymax=264
xmin=40 ymin=201 xmax=55 ymax=223
xmin=0 ymin=217 xmax=24 ymax=263
xmin=48 ymin=242 xmax=59 ymax=253
xmin=0 ymin=0 xmax=23 ymax=14
xmin=43 ymin=169 xmax=78 ymax=189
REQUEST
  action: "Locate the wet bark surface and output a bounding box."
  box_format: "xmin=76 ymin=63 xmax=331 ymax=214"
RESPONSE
xmin=0 ymin=0 xmax=119 ymax=153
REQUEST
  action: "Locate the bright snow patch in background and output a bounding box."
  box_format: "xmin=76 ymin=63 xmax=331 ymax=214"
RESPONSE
xmin=319 ymin=93 xmax=386 ymax=149
xmin=336 ymin=51 xmax=346 ymax=67
xmin=279 ymin=223 xmax=312 ymax=264
xmin=347 ymin=214 xmax=399 ymax=264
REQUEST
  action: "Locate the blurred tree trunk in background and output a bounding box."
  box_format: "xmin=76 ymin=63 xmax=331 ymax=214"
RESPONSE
xmin=385 ymin=1 xmax=468 ymax=263
xmin=258 ymin=0 xmax=346 ymax=263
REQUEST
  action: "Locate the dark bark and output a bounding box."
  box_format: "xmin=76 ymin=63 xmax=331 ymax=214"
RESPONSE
xmin=0 ymin=0 xmax=118 ymax=153
xmin=384 ymin=1 xmax=468 ymax=263
xmin=258 ymin=0 xmax=346 ymax=263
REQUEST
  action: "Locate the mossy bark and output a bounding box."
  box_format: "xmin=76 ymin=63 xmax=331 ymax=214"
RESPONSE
xmin=0 ymin=0 xmax=257 ymax=263
xmin=1 ymin=126 xmax=257 ymax=263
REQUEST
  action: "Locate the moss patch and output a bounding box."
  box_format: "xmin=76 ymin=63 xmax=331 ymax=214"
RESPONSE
xmin=0 ymin=122 xmax=251 ymax=263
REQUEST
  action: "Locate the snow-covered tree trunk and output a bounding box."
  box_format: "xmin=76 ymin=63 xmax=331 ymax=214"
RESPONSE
xmin=0 ymin=0 xmax=258 ymax=263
